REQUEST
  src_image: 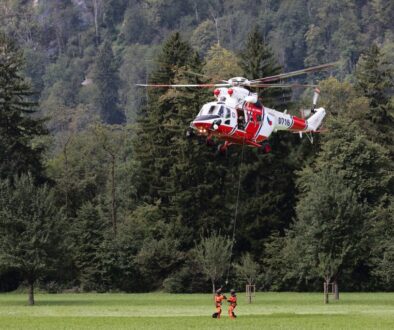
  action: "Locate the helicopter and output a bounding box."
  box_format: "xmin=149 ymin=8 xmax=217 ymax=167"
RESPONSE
xmin=137 ymin=62 xmax=336 ymax=154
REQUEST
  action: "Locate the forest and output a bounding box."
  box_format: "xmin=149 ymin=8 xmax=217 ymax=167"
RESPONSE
xmin=0 ymin=0 xmax=393 ymax=303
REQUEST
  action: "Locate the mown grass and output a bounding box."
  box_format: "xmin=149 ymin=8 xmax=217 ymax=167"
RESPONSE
xmin=0 ymin=292 xmax=393 ymax=329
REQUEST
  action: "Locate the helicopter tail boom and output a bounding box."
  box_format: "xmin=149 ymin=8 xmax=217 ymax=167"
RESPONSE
xmin=306 ymin=107 xmax=326 ymax=131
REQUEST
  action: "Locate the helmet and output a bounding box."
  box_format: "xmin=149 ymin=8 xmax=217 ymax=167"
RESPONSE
xmin=216 ymin=288 xmax=222 ymax=294
xmin=230 ymin=289 xmax=236 ymax=294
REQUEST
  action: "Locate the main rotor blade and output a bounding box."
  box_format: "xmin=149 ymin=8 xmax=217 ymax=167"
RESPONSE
xmin=250 ymin=62 xmax=339 ymax=83
xmin=136 ymin=83 xmax=230 ymax=88
xmin=249 ymin=83 xmax=318 ymax=88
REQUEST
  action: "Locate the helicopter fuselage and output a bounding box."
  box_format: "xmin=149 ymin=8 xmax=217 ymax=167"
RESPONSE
xmin=190 ymin=86 xmax=325 ymax=149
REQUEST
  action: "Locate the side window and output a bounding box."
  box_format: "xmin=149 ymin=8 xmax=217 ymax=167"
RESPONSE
xmin=257 ymin=115 xmax=262 ymax=122
xmin=208 ymin=106 xmax=215 ymax=114
xmin=226 ymin=108 xmax=231 ymax=118
xmin=218 ymin=106 xmax=224 ymax=117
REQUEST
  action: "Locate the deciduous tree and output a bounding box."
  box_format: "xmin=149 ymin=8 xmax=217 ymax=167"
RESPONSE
xmin=0 ymin=175 xmax=66 ymax=305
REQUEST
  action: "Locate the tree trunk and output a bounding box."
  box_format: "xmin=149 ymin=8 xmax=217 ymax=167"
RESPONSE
xmin=334 ymin=281 xmax=339 ymax=300
xmin=93 ymin=0 xmax=100 ymax=45
xmin=63 ymin=135 xmax=72 ymax=216
xmin=214 ymin=17 xmax=220 ymax=46
xmin=28 ymin=281 xmax=35 ymax=306
xmin=323 ymin=281 xmax=329 ymax=304
xmin=110 ymin=153 xmax=117 ymax=235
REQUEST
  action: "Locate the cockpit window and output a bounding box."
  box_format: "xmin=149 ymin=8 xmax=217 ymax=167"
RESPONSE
xmin=199 ymin=104 xmax=231 ymax=117
xmin=208 ymin=105 xmax=216 ymax=115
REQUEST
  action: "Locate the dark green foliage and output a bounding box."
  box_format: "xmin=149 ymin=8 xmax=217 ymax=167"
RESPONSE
xmin=234 ymin=28 xmax=299 ymax=258
xmin=0 ymin=174 xmax=67 ymax=304
xmin=73 ymin=203 xmax=108 ymax=291
xmin=281 ymin=117 xmax=392 ymax=290
xmin=354 ymin=44 xmax=394 ymax=158
xmin=1 ymin=1 xmax=394 ymax=293
xmin=356 ymin=44 xmax=393 ymax=111
xmin=93 ymin=40 xmax=125 ymax=124
xmin=239 ymin=26 xmax=291 ymax=109
xmin=0 ymin=33 xmax=47 ymax=182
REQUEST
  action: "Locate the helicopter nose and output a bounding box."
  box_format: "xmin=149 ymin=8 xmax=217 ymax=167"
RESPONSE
xmin=192 ymin=120 xmax=211 ymax=134
xmin=192 ymin=115 xmax=221 ymax=134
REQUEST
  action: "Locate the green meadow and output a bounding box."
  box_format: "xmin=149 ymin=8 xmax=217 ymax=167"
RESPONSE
xmin=0 ymin=292 xmax=393 ymax=329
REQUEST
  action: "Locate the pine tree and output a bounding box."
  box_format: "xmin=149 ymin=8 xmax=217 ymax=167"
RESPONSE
xmin=238 ymin=26 xmax=291 ymax=109
xmin=354 ymin=44 xmax=394 ymax=288
xmin=132 ymin=33 xmax=211 ymax=208
xmin=93 ymin=40 xmax=125 ymax=124
xmin=73 ymin=202 xmax=108 ymax=291
xmin=234 ymin=27 xmax=299 ymax=258
xmin=355 ymin=44 xmax=394 ymax=156
xmin=355 ymin=44 xmax=393 ymax=113
xmin=0 ymin=33 xmax=47 ymax=182
xmin=131 ymin=34 xmax=237 ymax=289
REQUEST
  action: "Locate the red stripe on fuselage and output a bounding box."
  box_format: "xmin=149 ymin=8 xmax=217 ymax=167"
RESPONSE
xmin=290 ymin=116 xmax=307 ymax=131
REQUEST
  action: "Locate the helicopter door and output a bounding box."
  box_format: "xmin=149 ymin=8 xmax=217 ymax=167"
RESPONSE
xmin=223 ymin=107 xmax=233 ymax=125
xmin=237 ymin=109 xmax=246 ymax=130
xmin=245 ymin=111 xmax=259 ymax=139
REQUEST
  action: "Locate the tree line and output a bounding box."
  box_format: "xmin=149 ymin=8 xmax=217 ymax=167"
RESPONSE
xmin=0 ymin=0 xmax=393 ymax=304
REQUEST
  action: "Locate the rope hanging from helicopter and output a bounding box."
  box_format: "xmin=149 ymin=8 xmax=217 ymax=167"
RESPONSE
xmin=225 ymin=136 xmax=246 ymax=286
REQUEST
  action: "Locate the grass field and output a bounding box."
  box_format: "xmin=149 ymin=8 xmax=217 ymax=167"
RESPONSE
xmin=0 ymin=292 xmax=394 ymax=329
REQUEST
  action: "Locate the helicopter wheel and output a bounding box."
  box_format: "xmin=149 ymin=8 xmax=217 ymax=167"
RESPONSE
xmin=215 ymin=144 xmax=228 ymax=157
xmin=259 ymin=143 xmax=272 ymax=154
xmin=206 ymin=137 xmax=215 ymax=147
xmin=186 ymin=128 xmax=194 ymax=139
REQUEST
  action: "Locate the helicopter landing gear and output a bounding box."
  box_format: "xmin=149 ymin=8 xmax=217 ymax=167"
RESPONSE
xmin=206 ymin=135 xmax=215 ymax=147
xmin=215 ymin=141 xmax=230 ymax=157
xmin=259 ymin=142 xmax=272 ymax=154
xmin=186 ymin=127 xmax=194 ymax=138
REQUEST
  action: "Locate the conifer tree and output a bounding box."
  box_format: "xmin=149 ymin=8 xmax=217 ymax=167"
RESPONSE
xmin=131 ymin=34 xmax=234 ymax=288
xmin=73 ymin=202 xmax=108 ymax=291
xmin=354 ymin=44 xmax=394 ymax=287
xmin=234 ymin=27 xmax=299 ymax=257
xmin=355 ymin=44 xmax=394 ymax=155
xmin=355 ymin=44 xmax=393 ymax=115
xmin=0 ymin=33 xmax=47 ymax=182
xmin=132 ymin=33 xmax=197 ymax=205
xmin=239 ymin=26 xmax=291 ymax=109
xmin=93 ymin=40 xmax=125 ymax=124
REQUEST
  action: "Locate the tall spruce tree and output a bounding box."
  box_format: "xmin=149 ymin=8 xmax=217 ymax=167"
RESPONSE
xmin=131 ymin=33 xmax=237 ymax=289
xmin=93 ymin=40 xmax=125 ymax=124
xmin=355 ymin=43 xmax=394 ymax=155
xmin=233 ymin=27 xmax=299 ymax=257
xmin=238 ymin=26 xmax=291 ymax=109
xmin=73 ymin=202 xmax=108 ymax=291
xmin=354 ymin=44 xmax=394 ymax=288
xmin=0 ymin=33 xmax=47 ymax=182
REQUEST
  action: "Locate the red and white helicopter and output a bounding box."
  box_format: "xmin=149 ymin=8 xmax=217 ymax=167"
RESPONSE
xmin=138 ymin=63 xmax=335 ymax=154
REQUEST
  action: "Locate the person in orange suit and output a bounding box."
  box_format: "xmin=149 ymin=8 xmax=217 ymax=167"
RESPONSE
xmin=212 ymin=288 xmax=227 ymax=318
xmin=227 ymin=289 xmax=237 ymax=319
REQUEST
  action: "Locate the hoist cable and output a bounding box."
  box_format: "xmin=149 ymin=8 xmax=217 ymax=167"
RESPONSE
xmin=225 ymin=137 xmax=246 ymax=285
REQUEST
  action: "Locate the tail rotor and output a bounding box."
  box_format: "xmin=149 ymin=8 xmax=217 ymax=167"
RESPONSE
xmin=312 ymin=87 xmax=320 ymax=113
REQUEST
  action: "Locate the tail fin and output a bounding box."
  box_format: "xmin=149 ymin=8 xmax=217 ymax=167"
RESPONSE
xmin=307 ymin=107 xmax=326 ymax=131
